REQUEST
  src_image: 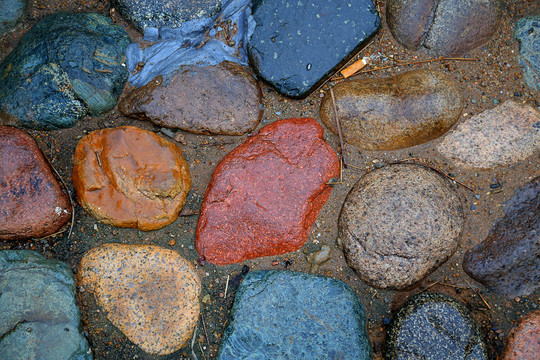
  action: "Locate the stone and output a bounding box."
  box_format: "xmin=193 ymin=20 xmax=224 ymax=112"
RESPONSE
xmin=77 ymin=243 xmax=201 ymax=355
xmin=119 ymin=62 xmax=262 ymax=135
xmin=248 ymin=0 xmax=380 ymax=98
xmin=0 ymin=13 xmax=130 ymax=130
xmin=0 ymin=0 xmax=27 ymax=35
xmin=501 ymin=311 xmax=540 ymax=360
xmin=72 ymin=126 xmax=192 ymax=231
xmin=0 ymin=126 xmax=71 ymax=240
xmin=112 ymin=0 xmax=222 ymax=32
xmin=320 ymin=69 xmax=463 ymax=151
xmin=437 ymin=101 xmax=540 ymax=169
xmin=386 ymin=0 xmax=502 ymax=56
xmin=384 ymin=292 xmax=487 ymax=359
xmin=338 ymin=164 xmax=463 ymax=289
xmin=463 ymin=177 xmax=539 ymax=298
xmin=0 ymin=250 xmax=92 ymax=360
xmin=217 ymin=270 xmax=371 ymax=359
xmin=196 ymin=118 xmax=339 ymax=265
xmin=515 ymin=15 xmax=540 ymax=91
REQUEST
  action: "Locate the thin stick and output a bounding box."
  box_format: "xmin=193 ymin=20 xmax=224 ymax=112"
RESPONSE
xmin=395 ymin=158 xmax=474 ymax=192
xmin=346 ymin=163 xmax=364 ymax=171
xmin=191 ymin=325 xmax=199 ymax=360
xmin=51 ymin=166 xmax=75 ymax=239
xmin=464 ymin=279 xmax=492 ymax=310
xmin=330 ymin=88 xmax=347 ymax=168
xmin=224 ymin=275 xmax=230 ymax=299
xmin=201 ymin=312 xmax=211 ymax=351
xmin=198 ymin=341 xmax=207 ymax=360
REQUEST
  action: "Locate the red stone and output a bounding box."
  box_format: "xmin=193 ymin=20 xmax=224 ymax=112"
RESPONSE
xmin=502 ymin=311 xmax=540 ymax=360
xmin=196 ymin=118 xmax=339 ymax=265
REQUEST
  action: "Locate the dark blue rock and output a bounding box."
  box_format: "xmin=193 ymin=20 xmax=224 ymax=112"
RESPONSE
xmin=0 ymin=250 xmax=92 ymax=359
xmin=0 ymin=13 xmax=130 ymax=130
xmin=248 ymin=0 xmax=380 ymax=98
xmin=217 ymin=270 xmax=371 ymax=360
xmin=384 ymin=292 xmax=487 ymax=360
xmin=0 ymin=0 xmax=27 ymax=35
xmin=515 ymin=15 xmax=540 ymax=91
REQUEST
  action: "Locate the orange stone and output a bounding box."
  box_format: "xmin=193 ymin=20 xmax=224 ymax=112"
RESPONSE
xmin=502 ymin=311 xmax=540 ymax=360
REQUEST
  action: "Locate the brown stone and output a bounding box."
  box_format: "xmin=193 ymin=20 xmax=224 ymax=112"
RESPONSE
xmin=320 ymin=69 xmax=463 ymax=151
xmin=0 ymin=126 xmax=71 ymax=240
xmin=72 ymin=126 xmax=191 ymax=231
xmin=196 ymin=118 xmax=339 ymax=265
xmin=77 ymin=243 xmax=201 ymax=355
xmin=502 ymin=311 xmax=540 ymax=360
xmin=118 ymin=62 xmax=263 ymax=135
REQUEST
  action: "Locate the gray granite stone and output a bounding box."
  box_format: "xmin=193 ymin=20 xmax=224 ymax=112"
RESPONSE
xmin=515 ymin=15 xmax=540 ymax=91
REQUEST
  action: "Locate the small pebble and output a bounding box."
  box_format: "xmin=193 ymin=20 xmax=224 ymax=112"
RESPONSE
xmin=490 ymin=183 xmax=500 ymax=189
xmin=471 ymin=204 xmax=476 ymax=210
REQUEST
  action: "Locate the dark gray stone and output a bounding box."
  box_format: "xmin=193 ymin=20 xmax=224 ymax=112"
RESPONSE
xmin=515 ymin=15 xmax=540 ymax=91
xmin=0 ymin=0 xmax=27 ymax=35
xmin=384 ymin=292 xmax=487 ymax=360
xmin=217 ymin=270 xmax=371 ymax=360
xmin=248 ymin=0 xmax=380 ymax=98
xmin=0 ymin=250 xmax=92 ymax=360
xmin=463 ymin=177 xmax=540 ymax=298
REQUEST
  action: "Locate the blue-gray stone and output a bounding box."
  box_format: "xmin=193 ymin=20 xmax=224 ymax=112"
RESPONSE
xmin=217 ymin=270 xmax=371 ymax=360
xmin=0 ymin=12 xmax=130 ymax=130
xmin=0 ymin=0 xmax=27 ymax=35
xmin=384 ymin=292 xmax=487 ymax=360
xmin=248 ymin=0 xmax=380 ymax=98
xmin=0 ymin=250 xmax=92 ymax=360
xmin=515 ymin=15 xmax=540 ymax=91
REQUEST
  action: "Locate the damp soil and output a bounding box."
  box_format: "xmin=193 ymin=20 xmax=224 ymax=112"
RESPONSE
xmin=1 ymin=1 xmax=539 ymax=359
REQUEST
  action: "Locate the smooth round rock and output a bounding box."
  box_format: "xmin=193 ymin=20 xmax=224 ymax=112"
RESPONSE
xmin=73 ymin=126 xmax=192 ymax=231
xmin=77 ymin=243 xmax=201 ymax=355
xmin=217 ymin=270 xmax=371 ymax=360
xmin=338 ymin=164 xmax=463 ymax=289
xmin=502 ymin=311 xmax=540 ymax=360
xmin=119 ymin=62 xmax=263 ymax=135
xmin=320 ymin=69 xmax=463 ymax=151
xmin=384 ymin=292 xmax=487 ymax=359
xmin=0 ymin=126 xmax=71 ymax=240
xmin=515 ymin=16 xmax=540 ymax=91
xmin=0 ymin=0 xmax=27 ymax=35
xmin=196 ymin=118 xmax=339 ymax=265
xmin=386 ymin=0 xmax=502 ymax=56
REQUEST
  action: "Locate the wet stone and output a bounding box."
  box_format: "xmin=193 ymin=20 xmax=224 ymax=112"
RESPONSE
xmin=515 ymin=15 xmax=540 ymax=91
xmin=384 ymin=292 xmax=487 ymax=359
xmin=0 ymin=250 xmax=92 ymax=360
xmin=0 ymin=13 xmax=130 ymax=130
xmin=77 ymin=243 xmax=201 ymax=355
xmin=320 ymin=69 xmax=463 ymax=151
xmin=501 ymin=311 xmax=540 ymax=360
xmin=0 ymin=126 xmax=71 ymax=240
xmin=196 ymin=118 xmax=339 ymax=265
xmin=217 ymin=270 xmax=371 ymax=359
xmin=119 ymin=62 xmax=263 ymax=135
xmin=0 ymin=0 xmax=27 ymax=35
xmin=248 ymin=0 xmax=380 ymax=98
xmin=338 ymin=164 xmax=463 ymax=290
xmin=463 ymin=177 xmax=540 ymax=298
xmin=73 ymin=126 xmax=192 ymax=231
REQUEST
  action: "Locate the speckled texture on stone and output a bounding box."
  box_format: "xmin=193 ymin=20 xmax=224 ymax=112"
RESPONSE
xmin=0 ymin=0 xmax=27 ymax=35
xmin=248 ymin=0 xmax=380 ymax=98
xmin=0 ymin=13 xmax=130 ymax=130
xmin=77 ymin=243 xmax=201 ymax=355
xmin=320 ymin=69 xmax=463 ymax=151
xmin=501 ymin=311 xmax=540 ymax=360
xmin=515 ymin=15 xmax=540 ymax=91
xmin=73 ymin=126 xmax=192 ymax=231
xmin=463 ymin=177 xmax=539 ymax=298
xmin=437 ymin=101 xmax=540 ymax=169
xmin=217 ymin=270 xmax=371 ymax=360
xmin=119 ymin=62 xmax=263 ymax=135
xmin=339 ymin=164 xmax=463 ymax=289
xmin=384 ymin=292 xmax=487 ymax=360
xmin=0 ymin=250 xmax=92 ymax=360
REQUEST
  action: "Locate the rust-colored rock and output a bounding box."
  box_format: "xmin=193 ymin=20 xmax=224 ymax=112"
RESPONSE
xmin=119 ymin=62 xmax=263 ymax=135
xmin=502 ymin=311 xmax=540 ymax=360
xmin=73 ymin=126 xmax=191 ymax=231
xmin=77 ymin=243 xmax=201 ymax=355
xmin=0 ymin=126 xmax=71 ymax=240
xmin=196 ymin=118 xmax=339 ymax=265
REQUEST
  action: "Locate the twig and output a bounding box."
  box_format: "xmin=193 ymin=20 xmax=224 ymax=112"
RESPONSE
xmin=395 ymin=158 xmax=474 ymax=192
xmin=198 ymin=341 xmax=207 ymax=360
xmin=464 ymin=279 xmax=492 ymax=310
xmin=201 ymin=312 xmax=211 ymax=351
xmin=423 ymin=280 xmax=441 ymax=291
xmin=191 ymin=325 xmax=199 ymax=360
xmin=51 ymin=166 xmax=75 ymax=239
xmin=330 ymin=88 xmax=347 ymax=169
xmin=40 ymin=228 xmax=68 ymax=239
xmin=438 ymin=282 xmax=469 ymax=290
xmin=224 ymin=275 xmax=230 ymax=299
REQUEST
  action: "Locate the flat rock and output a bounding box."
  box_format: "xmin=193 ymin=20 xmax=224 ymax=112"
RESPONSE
xmin=196 ymin=118 xmax=339 ymax=264
xmin=463 ymin=177 xmax=539 ymax=298
xmin=248 ymin=0 xmax=380 ymax=98
xmin=320 ymin=69 xmax=463 ymax=151
xmin=0 ymin=126 xmax=71 ymax=240
xmin=73 ymin=126 xmax=192 ymax=231
xmin=338 ymin=164 xmax=463 ymax=289
xmin=502 ymin=311 xmax=540 ymax=360
xmin=384 ymin=292 xmax=487 ymax=359
xmin=387 ymin=0 xmax=502 ymax=56
xmin=0 ymin=250 xmax=91 ymax=360
xmin=119 ymin=62 xmax=262 ymax=135
xmin=515 ymin=15 xmax=540 ymax=91
xmin=77 ymin=243 xmax=201 ymax=355
xmin=0 ymin=0 xmax=27 ymax=35
xmin=0 ymin=13 xmax=130 ymax=130
xmin=217 ymin=270 xmax=371 ymax=359
xmin=437 ymin=101 xmax=540 ymax=169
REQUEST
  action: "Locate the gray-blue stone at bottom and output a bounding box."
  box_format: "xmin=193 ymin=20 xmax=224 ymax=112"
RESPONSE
xmin=0 ymin=251 xmax=92 ymax=360
xmin=515 ymin=15 xmax=540 ymax=91
xmin=217 ymin=270 xmax=371 ymax=360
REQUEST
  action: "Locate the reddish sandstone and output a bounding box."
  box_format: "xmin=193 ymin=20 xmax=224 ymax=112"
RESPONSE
xmin=502 ymin=311 xmax=540 ymax=360
xmin=196 ymin=118 xmax=339 ymax=265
